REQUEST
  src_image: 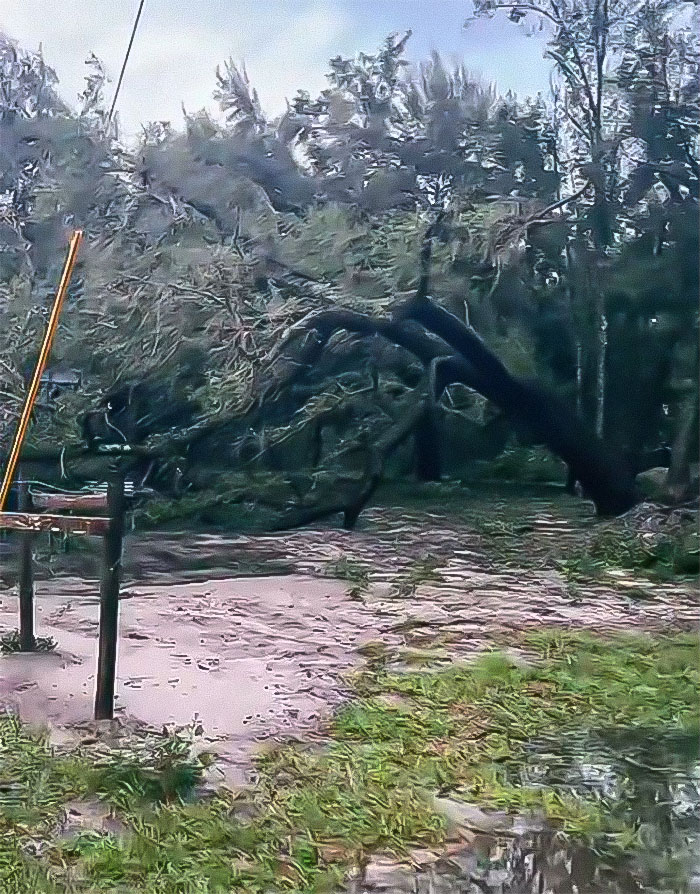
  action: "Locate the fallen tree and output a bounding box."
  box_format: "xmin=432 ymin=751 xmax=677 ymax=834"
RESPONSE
xmin=399 ymin=297 xmax=638 ymax=515
xmin=3 ymin=221 xmax=642 ymax=525
xmin=259 ymin=304 xmax=637 ymax=517
xmin=239 ymin=221 xmax=638 ymax=517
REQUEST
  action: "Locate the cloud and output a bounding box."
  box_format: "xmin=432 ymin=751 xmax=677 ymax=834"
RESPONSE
xmin=1 ymin=0 xmax=552 ymax=136
xmin=2 ymin=0 xmax=357 ymax=132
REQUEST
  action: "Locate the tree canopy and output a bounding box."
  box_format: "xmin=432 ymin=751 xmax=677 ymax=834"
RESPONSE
xmin=0 ymin=9 xmax=697 ymax=525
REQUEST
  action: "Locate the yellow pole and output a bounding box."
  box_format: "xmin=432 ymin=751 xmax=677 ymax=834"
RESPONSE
xmin=0 ymin=230 xmax=83 ymax=510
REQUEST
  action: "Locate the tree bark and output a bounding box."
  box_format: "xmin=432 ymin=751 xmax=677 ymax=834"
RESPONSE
xmin=595 ymin=296 xmax=608 ymax=439
xmin=271 ymin=397 xmax=426 ymax=530
xmin=414 ymin=404 xmax=442 ymax=482
xmin=666 ymin=398 xmax=699 ymax=503
xmin=401 ymin=297 xmax=637 ymax=515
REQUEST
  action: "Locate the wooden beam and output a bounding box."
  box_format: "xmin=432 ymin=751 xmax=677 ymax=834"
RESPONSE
xmin=0 ymin=512 xmax=110 ymax=535
xmin=17 ymin=478 xmax=36 ymax=652
xmin=0 ymin=231 xmax=83 ymax=510
xmin=94 ymin=473 xmax=126 ymax=721
xmin=31 ymin=492 xmax=109 ymax=512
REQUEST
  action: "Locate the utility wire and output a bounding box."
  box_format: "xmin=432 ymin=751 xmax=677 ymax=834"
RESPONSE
xmin=107 ymin=0 xmax=146 ymax=126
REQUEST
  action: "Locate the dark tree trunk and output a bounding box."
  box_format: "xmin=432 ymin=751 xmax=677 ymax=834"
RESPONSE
xmin=667 ymin=400 xmax=699 ymax=502
xmin=414 ymin=404 xmax=442 ymax=482
xmin=402 ymin=298 xmax=638 ymax=516
xmin=271 ymin=397 xmax=426 ymax=531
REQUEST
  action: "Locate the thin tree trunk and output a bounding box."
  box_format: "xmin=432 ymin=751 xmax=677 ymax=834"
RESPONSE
xmin=17 ymin=475 xmax=35 ymax=652
xmin=414 ymin=404 xmax=442 ymax=482
xmin=595 ymin=296 xmax=608 ymax=439
xmin=666 ymin=398 xmax=698 ymax=502
xmin=576 ymin=342 xmax=583 ymax=418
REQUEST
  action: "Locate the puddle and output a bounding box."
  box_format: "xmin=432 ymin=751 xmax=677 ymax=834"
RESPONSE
xmin=369 ymin=730 xmax=700 ymax=893
xmin=501 ymin=729 xmax=699 ymax=893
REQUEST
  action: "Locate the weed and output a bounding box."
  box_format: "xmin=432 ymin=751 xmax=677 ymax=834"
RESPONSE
xmin=472 ymin=447 xmax=567 ymax=484
xmin=0 ymin=630 xmax=57 ymax=654
xmin=393 ymin=556 xmax=443 ymax=597
xmin=589 ymin=526 xmax=699 ymax=577
xmin=1 ymin=632 xmax=697 ymax=893
xmin=324 ymin=558 xmax=370 ymax=599
xmin=474 ymin=518 xmax=535 ymax=537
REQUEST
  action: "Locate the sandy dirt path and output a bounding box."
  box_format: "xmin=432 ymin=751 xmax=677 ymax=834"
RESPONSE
xmin=1 ymin=496 xmax=698 ymax=782
xmin=0 ymin=574 xmax=381 ymax=782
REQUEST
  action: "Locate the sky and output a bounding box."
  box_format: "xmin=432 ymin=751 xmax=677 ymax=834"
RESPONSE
xmin=2 ymin=0 xmax=554 ymax=137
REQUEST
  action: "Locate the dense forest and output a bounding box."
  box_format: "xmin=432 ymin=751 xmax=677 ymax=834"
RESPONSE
xmin=1 ymin=0 xmax=698 ymax=527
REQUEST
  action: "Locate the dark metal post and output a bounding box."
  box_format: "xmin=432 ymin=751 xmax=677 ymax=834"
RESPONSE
xmin=94 ymin=470 xmax=125 ymax=721
xmin=17 ymin=473 xmax=35 ymax=651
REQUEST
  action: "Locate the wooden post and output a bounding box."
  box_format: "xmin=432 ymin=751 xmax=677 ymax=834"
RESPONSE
xmin=94 ymin=471 xmax=125 ymax=721
xmin=0 ymin=231 xmax=83 ymax=511
xmin=17 ymin=474 xmax=35 ymax=651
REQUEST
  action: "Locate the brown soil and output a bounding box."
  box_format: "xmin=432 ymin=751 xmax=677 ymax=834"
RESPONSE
xmin=1 ymin=493 xmax=697 ymax=782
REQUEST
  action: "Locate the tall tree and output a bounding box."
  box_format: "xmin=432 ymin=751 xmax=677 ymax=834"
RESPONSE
xmin=472 ymin=0 xmax=698 ymax=450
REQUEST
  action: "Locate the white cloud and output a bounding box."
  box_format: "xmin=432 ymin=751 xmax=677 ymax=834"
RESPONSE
xmin=2 ymin=0 xmax=357 ymax=132
xmin=1 ymin=0 xmax=551 ymax=136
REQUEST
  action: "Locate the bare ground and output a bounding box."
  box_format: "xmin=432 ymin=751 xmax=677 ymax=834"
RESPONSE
xmin=1 ymin=487 xmax=697 ymax=783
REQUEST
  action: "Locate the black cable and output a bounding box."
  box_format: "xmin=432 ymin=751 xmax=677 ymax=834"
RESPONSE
xmin=108 ymin=0 xmax=146 ymax=126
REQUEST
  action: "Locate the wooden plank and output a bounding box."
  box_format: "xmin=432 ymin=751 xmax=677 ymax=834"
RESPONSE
xmin=31 ymin=492 xmax=109 ymax=512
xmin=94 ymin=473 xmax=125 ymax=721
xmin=0 ymin=512 xmax=109 ymax=535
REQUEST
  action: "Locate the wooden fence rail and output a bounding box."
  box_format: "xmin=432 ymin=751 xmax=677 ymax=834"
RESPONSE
xmin=0 ymin=513 xmax=110 ymax=535
xmin=31 ymin=492 xmax=109 ymax=512
xmin=0 ymin=471 xmax=126 ymax=721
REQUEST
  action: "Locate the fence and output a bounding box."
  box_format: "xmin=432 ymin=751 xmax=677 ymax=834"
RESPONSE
xmin=0 ymin=469 xmax=128 ymax=721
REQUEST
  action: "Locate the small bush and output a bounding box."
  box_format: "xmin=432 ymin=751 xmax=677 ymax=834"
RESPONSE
xmin=589 ymin=525 xmax=699 ymax=577
xmin=475 ymin=446 xmax=567 ymax=484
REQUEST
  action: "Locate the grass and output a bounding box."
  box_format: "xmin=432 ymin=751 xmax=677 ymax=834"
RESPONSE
xmin=326 ymin=555 xmax=444 ymax=600
xmin=392 ymin=557 xmax=444 ymax=598
xmin=323 ymin=558 xmax=370 ymax=600
xmin=1 ymin=630 xmax=698 ymax=893
xmin=470 ymin=446 xmax=567 ymax=485
xmin=472 ymin=518 xmax=536 ymax=538
xmin=589 ymin=525 xmax=699 ymax=577
xmin=557 ymin=519 xmax=700 ymax=587
xmin=0 ymin=630 xmax=57 ymax=654
xmin=133 ymin=490 xmax=276 ymax=533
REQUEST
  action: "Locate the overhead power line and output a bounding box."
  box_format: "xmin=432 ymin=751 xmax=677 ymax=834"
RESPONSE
xmin=108 ymin=0 xmax=146 ymax=126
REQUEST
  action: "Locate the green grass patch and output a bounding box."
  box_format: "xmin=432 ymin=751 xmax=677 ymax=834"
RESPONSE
xmin=590 ymin=525 xmax=700 ymax=577
xmin=470 ymin=446 xmax=567 ymax=484
xmin=557 ymin=522 xmax=700 ymax=585
xmin=0 ymin=631 xmax=57 ymax=654
xmin=323 ymin=558 xmax=370 ymax=599
xmin=1 ymin=631 xmax=698 ymax=892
